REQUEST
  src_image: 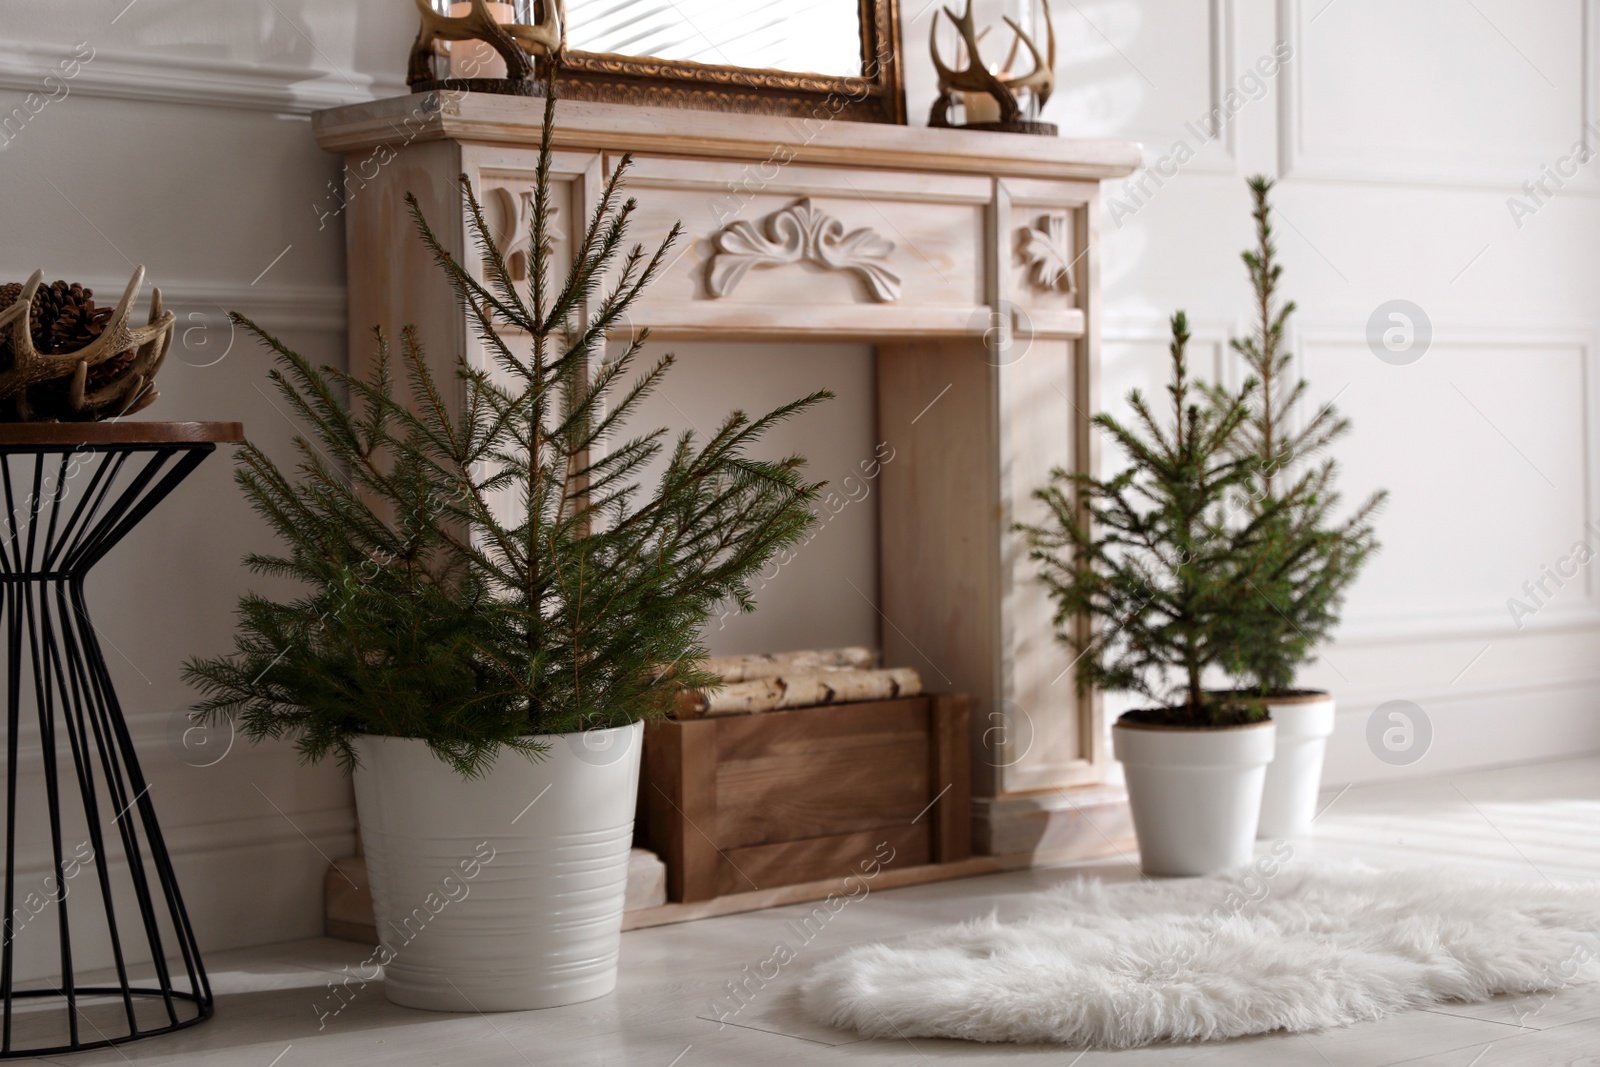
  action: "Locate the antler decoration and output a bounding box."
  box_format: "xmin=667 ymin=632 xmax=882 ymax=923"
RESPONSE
xmin=929 ymin=0 xmax=1058 ymax=134
xmin=0 ymin=268 xmax=174 ymax=422
xmin=407 ymin=0 xmax=562 ymax=92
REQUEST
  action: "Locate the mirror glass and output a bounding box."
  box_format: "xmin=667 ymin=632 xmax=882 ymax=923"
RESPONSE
xmin=559 ymin=0 xmax=865 ymax=77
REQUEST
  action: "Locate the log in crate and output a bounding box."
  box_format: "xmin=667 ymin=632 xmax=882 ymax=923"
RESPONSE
xmin=640 ymin=695 xmax=970 ymax=902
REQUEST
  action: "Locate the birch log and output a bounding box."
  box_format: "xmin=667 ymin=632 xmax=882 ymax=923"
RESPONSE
xmin=700 ymin=646 xmax=875 ymax=684
xmin=674 ymin=666 xmax=922 ymax=718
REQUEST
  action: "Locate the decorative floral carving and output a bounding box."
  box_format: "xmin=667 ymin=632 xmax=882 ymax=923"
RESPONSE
xmin=708 ymin=198 xmax=902 ymax=302
xmin=1021 ymin=213 xmax=1077 ymax=294
xmin=488 ymin=185 xmax=559 ymax=281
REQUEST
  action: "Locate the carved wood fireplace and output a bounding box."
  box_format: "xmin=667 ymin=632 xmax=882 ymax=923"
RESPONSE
xmin=313 ymin=91 xmax=1141 ymax=866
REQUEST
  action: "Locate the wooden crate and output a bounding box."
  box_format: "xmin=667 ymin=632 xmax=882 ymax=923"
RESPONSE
xmin=639 ymin=694 xmax=970 ymax=902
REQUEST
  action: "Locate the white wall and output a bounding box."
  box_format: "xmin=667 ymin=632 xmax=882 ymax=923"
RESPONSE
xmin=1 ymin=0 xmax=1596 ymax=966
xmin=1023 ymin=0 xmax=1600 ymax=786
xmin=614 ymin=341 xmax=881 ymax=658
xmin=0 ymin=3 xmax=412 ymax=972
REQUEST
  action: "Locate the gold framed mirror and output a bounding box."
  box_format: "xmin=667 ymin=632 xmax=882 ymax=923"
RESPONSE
xmin=552 ymin=0 xmax=905 ymax=124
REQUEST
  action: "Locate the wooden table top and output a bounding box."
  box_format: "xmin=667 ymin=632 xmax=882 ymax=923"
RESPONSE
xmin=0 ymin=422 xmax=245 ymax=446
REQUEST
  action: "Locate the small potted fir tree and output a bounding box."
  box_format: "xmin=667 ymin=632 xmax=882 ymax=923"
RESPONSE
xmin=1213 ymin=177 xmax=1384 ymax=839
xmin=1019 ymin=313 xmax=1288 ymax=876
xmin=186 ymin=90 xmax=828 ymax=1011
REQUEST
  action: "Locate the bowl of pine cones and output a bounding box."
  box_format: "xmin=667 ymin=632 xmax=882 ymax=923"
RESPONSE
xmin=0 ymin=268 xmax=174 ymax=422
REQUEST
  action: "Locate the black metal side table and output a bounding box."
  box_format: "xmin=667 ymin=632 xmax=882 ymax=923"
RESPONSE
xmin=0 ymin=422 xmax=240 ymax=1057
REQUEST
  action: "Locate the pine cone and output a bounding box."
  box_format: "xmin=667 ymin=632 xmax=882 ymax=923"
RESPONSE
xmin=49 ymin=300 xmax=112 ymax=353
xmin=0 ymin=282 xmax=31 ymax=374
xmin=36 ymin=281 xmax=104 ymax=355
xmin=31 ymin=281 xmax=77 ymax=350
xmin=83 ymin=348 xmax=138 ymax=390
xmin=0 ymin=271 xmax=170 ymax=423
xmin=1 ymin=282 xmax=50 ymax=359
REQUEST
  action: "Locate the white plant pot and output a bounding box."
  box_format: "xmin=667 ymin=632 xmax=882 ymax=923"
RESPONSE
xmin=1255 ymin=692 xmax=1337 ymax=839
xmin=1113 ymin=718 xmax=1276 ymax=877
xmin=352 ymin=721 xmax=643 ymax=1012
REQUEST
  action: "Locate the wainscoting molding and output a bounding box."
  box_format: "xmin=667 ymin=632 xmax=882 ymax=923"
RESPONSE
xmin=0 ymin=803 xmax=353 ymax=887
xmin=71 ymin=276 xmax=347 ymax=335
xmin=1332 ymin=670 xmax=1600 ymax=719
xmin=2 ymin=803 xmax=355 ymax=979
xmin=1276 ymin=0 xmax=1600 ymax=191
xmin=1322 ymin=672 xmax=1600 ymax=785
xmin=1293 ymin=323 xmax=1600 ymax=644
xmin=1201 ymin=0 xmax=1240 ymax=173
xmin=0 ymin=706 xmax=343 ymax=776
xmin=0 ymin=41 xmax=406 ymax=117
xmin=1335 ymin=601 xmax=1600 ymax=646
xmin=1104 ymin=316 xmax=1600 ymax=646
xmin=1103 ymin=313 xmax=1242 ymax=391
xmin=1115 ymin=0 xmax=1238 ymax=179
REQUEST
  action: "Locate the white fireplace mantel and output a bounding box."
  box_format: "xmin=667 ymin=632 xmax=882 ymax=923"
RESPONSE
xmin=313 ymin=91 xmax=1141 ymax=858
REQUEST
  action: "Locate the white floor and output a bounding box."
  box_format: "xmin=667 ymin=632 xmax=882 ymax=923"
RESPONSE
xmin=15 ymin=756 xmax=1600 ymax=1066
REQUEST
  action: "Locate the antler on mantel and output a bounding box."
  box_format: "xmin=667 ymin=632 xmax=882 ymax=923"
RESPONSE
xmin=929 ymin=0 xmax=1058 ymax=135
xmin=407 ymin=0 xmax=562 ymax=92
xmin=996 ymin=5 xmax=1057 ymax=111
xmin=0 ymin=268 xmax=174 ymax=422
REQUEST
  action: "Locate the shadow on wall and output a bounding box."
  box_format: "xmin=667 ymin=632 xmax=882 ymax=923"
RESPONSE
xmin=612 ymin=340 xmax=880 ymax=658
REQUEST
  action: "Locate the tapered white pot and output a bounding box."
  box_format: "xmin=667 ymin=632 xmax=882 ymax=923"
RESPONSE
xmin=352 ymin=721 xmax=643 ymax=1012
xmin=1113 ymin=718 xmax=1276 ymax=877
xmin=1255 ymin=692 xmax=1336 ymax=839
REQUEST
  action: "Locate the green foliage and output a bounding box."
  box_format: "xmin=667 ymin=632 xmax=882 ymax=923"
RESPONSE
xmin=1019 ymin=179 xmax=1387 ymax=718
xmin=1017 ymin=312 xmax=1284 ymax=721
xmin=185 ymin=89 xmax=830 ymax=777
xmin=1211 ymin=176 xmax=1386 ymax=693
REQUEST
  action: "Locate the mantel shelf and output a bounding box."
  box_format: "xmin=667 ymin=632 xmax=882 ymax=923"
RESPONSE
xmin=313 ymin=92 xmax=1142 ymax=182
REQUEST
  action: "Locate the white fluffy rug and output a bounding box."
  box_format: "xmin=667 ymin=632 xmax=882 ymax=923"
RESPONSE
xmin=798 ymin=864 xmax=1600 ymax=1048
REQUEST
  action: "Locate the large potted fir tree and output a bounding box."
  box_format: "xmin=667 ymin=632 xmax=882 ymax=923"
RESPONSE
xmin=1019 ymin=313 xmax=1288 ymax=876
xmin=1213 ymin=177 xmax=1384 ymax=839
xmin=186 ymin=91 xmax=828 ymax=1011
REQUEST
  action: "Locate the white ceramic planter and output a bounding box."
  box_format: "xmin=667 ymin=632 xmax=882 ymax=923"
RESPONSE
xmin=352 ymin=721 xmax=643 ymax=1012
xmin=1255 ymin=692 xmax=1336 ymax=839
xmin=1113 ymin=718 xmax=1276 ymax=877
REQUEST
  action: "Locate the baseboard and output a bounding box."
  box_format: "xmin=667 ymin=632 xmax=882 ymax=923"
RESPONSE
xmin=972 ymin=784 xmax=1135 ymax=859
xmin=619 ymin=834 xmax=1130 ymax=930
xmin=1322 ymin=677 xmax=1600 ymax=786
xmin=320 ymin=804 xmax=1134 ymax=942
